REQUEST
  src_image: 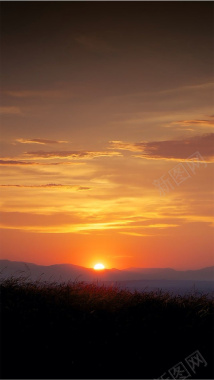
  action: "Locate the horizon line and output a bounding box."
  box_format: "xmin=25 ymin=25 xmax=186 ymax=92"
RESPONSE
xmin=0 ymin=258 xmax=213 ymax=272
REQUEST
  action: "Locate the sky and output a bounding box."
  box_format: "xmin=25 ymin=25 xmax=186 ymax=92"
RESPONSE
xmin=0 ymin=2 xmax=213 ymax=270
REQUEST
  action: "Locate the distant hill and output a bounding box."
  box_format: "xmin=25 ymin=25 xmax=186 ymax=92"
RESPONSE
xmin=124 ymin=266 xmax=214 ymax=281
xmin=0 ymin=259 xmax=213 ymax=282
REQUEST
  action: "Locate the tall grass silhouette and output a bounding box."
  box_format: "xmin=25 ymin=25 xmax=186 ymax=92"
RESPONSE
xmin=1 ymin=278 xmax=213 ymax=379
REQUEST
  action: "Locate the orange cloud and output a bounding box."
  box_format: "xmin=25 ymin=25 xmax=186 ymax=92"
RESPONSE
xmin=171 ymin=119 xmax=214 ymax=128
xmin=0 ymin=184 xmax=91 ymax=190
xmin=0 ymin=160 xmax=82 ymax=166
xmin=109 ymin=133 xmax=214 ymax=161
xmin=16 ymin=138 xmax=68 ymax=145
xmin=109 ymin=141 xmax=143 ymax=152
xmin=0 ymin=106 xmax=22 ymax=115
xmin=23 ymin=150 xmax=122 ymax=159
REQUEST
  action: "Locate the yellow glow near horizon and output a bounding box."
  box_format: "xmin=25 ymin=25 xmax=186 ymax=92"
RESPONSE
xmin=94 ymin=263 xmax=105 ymax=270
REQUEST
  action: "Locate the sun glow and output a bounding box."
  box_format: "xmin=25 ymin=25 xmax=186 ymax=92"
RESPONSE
xmin=94 ymin=263 xmax=105 ymax=270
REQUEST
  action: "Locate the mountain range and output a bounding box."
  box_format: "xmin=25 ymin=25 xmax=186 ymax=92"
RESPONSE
xmin=0 ymin=259 xmax=213 ymax=282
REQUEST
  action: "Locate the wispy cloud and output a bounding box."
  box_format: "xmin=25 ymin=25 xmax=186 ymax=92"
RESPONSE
xmin=109 ymin=133 xmax=214 ymax=161
xmin=0 ymin=219 xmax=180 ymax=234
xmin=4 ymin=90 xmax=66 ymax=99
xmin=159 ymin=81 xmax=214 ymax=95
xmin=0 ymin=184 xmax=90 ymax=190
xmin=169 ymin=119 xmax=214 ymax=129
xmin=0 ymin=106 xmax=22 ymax=115
xmin=0 ymin=160 xmax=82 ymax=166
xmin=16 ymin=138 xmax=68 ymax=145
xmin=109 ymin=141 xmax=143 ymax=152
xmin=0 ymin=160 xmax=36 ymax=166
xmin=0 ymin=220 xmax=130 ymax=234
xmin=23 ymin=150 xmax=122 ymax=159
xmin=119 ymin=232 xmax=155 ymax=237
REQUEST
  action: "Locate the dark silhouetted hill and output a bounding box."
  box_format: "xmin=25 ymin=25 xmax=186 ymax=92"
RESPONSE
xmin=0 ymin=259 xmax=214 ymax=281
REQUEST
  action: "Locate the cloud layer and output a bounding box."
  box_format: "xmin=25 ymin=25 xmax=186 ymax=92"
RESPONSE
xmin=110 ymin=133 xmax=214 ymax=161
xmin=24 ymin=150 xmax=122 ymax=159
xmin=0 ymin=184 xmax=90 ymax=190
xmin=16 ymin=138 xmax=68 ymax=145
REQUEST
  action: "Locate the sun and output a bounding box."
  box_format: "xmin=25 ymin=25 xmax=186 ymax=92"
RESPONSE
xmin=94 ymin=263 xmax=105 ymax=270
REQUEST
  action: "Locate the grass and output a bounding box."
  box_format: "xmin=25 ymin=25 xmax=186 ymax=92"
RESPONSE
xmin=1 ymin=278 xmax=214 ymax=379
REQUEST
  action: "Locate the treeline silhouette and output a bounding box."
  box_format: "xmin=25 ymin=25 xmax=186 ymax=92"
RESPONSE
xmin=1 ymin=278 xmax=213 ymax=379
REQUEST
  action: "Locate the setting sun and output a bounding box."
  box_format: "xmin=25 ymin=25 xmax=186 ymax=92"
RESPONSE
xmin=94 ymin=263 xmax=105 ymax=270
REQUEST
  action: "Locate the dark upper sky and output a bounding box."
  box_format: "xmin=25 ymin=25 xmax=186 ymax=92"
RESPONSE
xmin=1 ymin=2 xmax=213 ymax=92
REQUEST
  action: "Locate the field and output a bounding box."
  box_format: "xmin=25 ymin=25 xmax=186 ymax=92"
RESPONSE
xmin=1 ymin=278 xmax=214 ymax=379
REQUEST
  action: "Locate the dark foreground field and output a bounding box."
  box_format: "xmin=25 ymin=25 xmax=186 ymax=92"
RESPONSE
xmin=1 ymin=279 xmax=214 ymax=379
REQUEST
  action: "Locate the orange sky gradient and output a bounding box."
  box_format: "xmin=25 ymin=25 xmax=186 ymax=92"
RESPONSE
xmin=0 ymin=2 xmax=213 ymax=270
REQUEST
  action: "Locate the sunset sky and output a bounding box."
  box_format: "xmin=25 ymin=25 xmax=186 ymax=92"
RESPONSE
xmin=0 ymin=2 xmax=213 ymax=269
